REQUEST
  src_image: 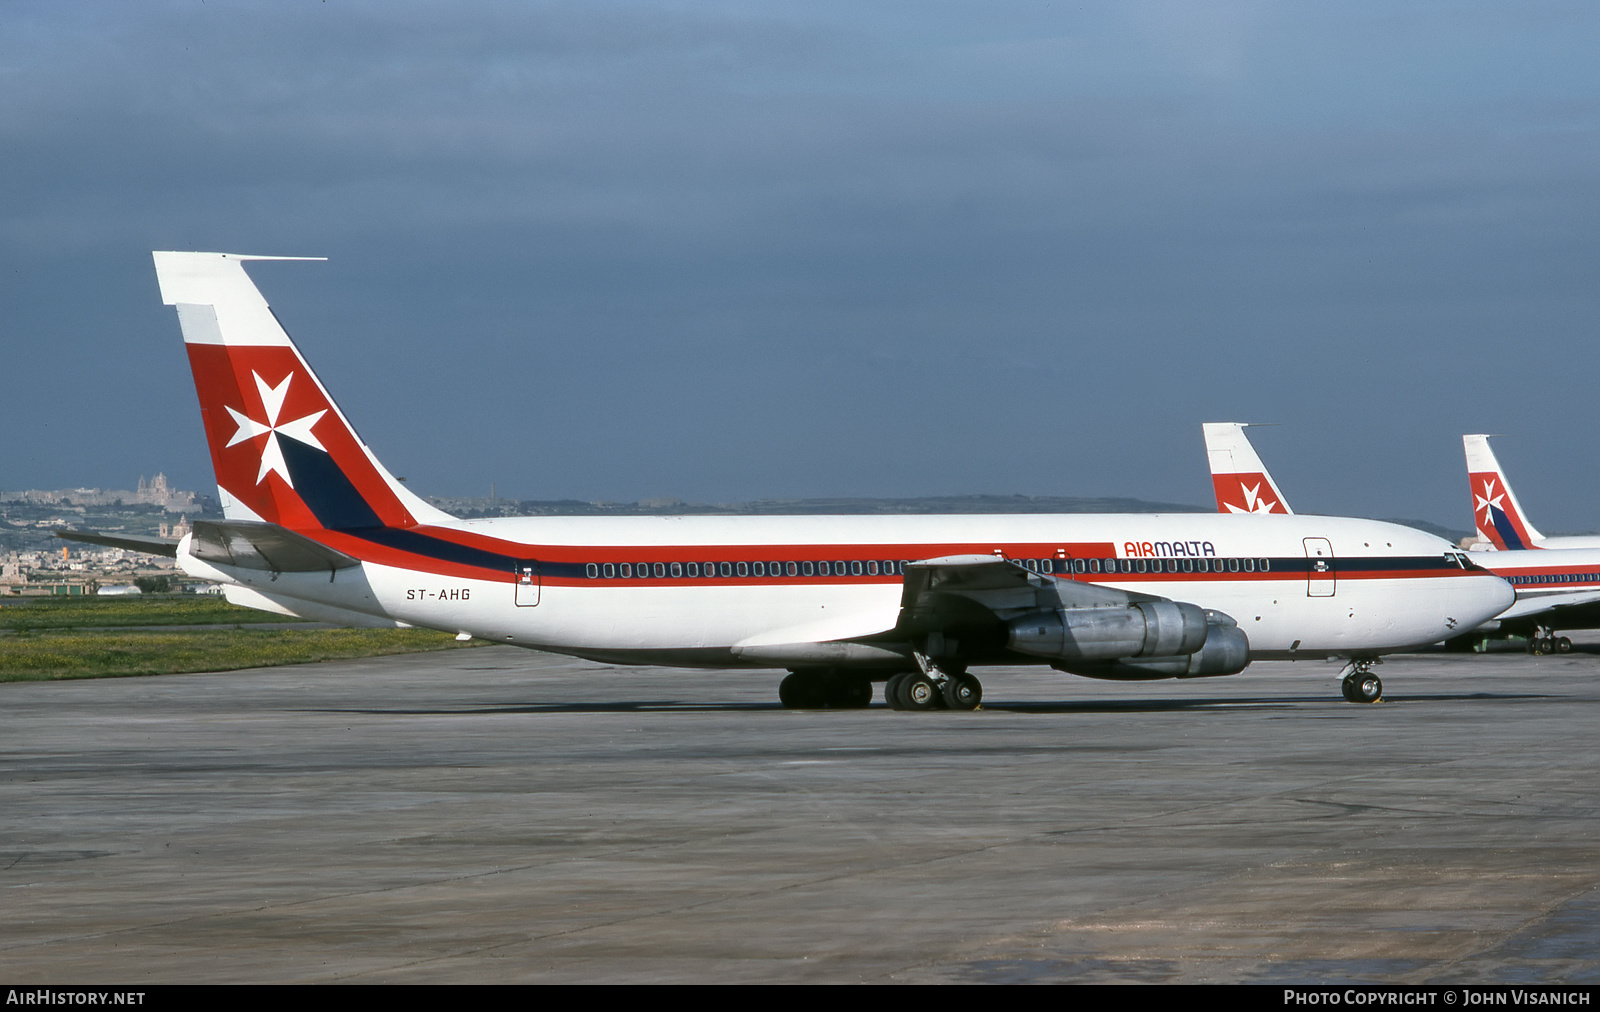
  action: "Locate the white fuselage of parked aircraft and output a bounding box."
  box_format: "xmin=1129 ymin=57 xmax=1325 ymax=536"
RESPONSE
xmin=60 ymin=252 xmax=1513 ymax=710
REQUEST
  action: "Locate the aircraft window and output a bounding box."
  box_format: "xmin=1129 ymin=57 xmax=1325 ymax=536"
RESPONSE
xmin=863 ymin=560 xmax=875 ymax=576
xmin=651 ymin=563 xmax=664 ymax=578
xmin=836 ymin=560 xmax=847 ymax=574
xmin=631 ymin=561 xmax=644 ymax=577
xmin=752 ymin=562 xmax=765 ymax=577
xmin=881 ymin=560 xmax=893 ymax=574
xmin=586 ymin=563 xmax=598 ymax=578
xmin=719 ymin=562 xmax=732 ymax=577
xmin=1023 ymin=559 xmax=1036 ymax=572
xmin=1244 ymin=559 xmax=1255 ymax=573
xmin=670 ymin=562 xmax=682 ymax=578
xmin=1133 ymin=560 xmax=1145 ymax=574
xmin=802 ymin=561 xmax=815 ymax=576
xmin=786 ymin=562 xmax=798 ymax=576
xmin=603 ymin=563 xmax=616 ymax=579
xmin=685 ymin=562 xmax=698 ymax=577
xmin=620 ymin=563 xmax=632 ymax=578
xmin=736 ymin=561 xmax=749 ymax=577
xmin=1228 ymin=558 xmax=1240 ymax=573
xmin=850 ymin=560 xmax=862 ymax=576
xmin=1261 ymin=559 xmax=1270 ymax=572
xmin=1182 ymin=559 xmax=1193 ymax=573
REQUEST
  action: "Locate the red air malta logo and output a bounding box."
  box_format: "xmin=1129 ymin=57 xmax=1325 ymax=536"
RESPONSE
xmin=1212 ymin=474 xmax=1285 ymax=514
xmin=225 ymin=371 xmax=327 ymax=488
xmin=1473 ymin=474 xmax=1506 ymax=531
xmin=186 ymin=343 xmax=416 ymax=530
xmin=1471 ymin=472 xmax=1534 ymax=549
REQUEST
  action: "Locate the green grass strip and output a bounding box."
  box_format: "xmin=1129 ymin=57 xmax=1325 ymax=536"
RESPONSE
xmin=0 ymin=627 xmax=480 ymax=682
xmin=0 ymin=596 xmax=303 ymax=630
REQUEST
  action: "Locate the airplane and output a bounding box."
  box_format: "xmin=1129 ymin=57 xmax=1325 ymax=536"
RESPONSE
xmin=1203 ymin=423 xmax=1600 ymax=655
xmin=61 ymin=252 xmax=1514 ymax=710
xmin=1464 ymin=434 xmax=1600 ymax=551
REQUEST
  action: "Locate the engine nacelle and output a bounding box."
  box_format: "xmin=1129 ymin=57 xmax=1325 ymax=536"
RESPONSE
xmin=1047 ymin=613 xmax=1251 ymax=681
xmin=1007 ymin=601 xmax=1209 ymax=662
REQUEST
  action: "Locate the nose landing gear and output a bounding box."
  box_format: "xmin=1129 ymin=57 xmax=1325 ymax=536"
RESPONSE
xmin=1338 ymin=657 xmax=1383 ymax=704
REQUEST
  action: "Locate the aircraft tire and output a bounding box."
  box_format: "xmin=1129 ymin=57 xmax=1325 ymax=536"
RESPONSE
xmin=901 ymin=673 xmax=944 ymax=711
xmin=826 ymin=674 xmax=873 ymax=709
xmin=1558 ymin=637 xmax=1573 ymax=653
xmin=779 ymin=672 xmax=818 ymax=709
xmin=942 ymin=672 xmax=982 ymax=711
xmin=1342 ymin=672 xmax=1382 ymax=704
xmin=884 ymin=672 xmax=911 ymax=710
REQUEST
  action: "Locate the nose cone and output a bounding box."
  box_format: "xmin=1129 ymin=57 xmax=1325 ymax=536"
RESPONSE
xmin=1470 ymin=573 xmax=1516 ymax=626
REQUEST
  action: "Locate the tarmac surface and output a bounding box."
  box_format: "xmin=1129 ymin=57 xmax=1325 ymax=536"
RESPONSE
xmin=3 ymin=642 xmax=1598 ymax=984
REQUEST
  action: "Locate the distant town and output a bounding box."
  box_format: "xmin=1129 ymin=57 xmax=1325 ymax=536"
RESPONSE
xmin=0 ymin=474 xmax=213 ymax=596
xmin=1 ymin=474 xmax=1472 ymax=597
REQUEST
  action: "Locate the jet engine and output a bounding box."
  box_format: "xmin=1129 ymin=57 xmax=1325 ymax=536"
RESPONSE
xmin=1006 ymin=603 xmax=1250 ymax=680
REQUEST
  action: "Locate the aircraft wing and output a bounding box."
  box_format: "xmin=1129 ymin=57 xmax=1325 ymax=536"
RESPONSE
xmin=1497 ymin=589 xmax=1600 ymax=622
xmin=730 ymin=555 xmax=1153 ymax=667
xmin=56 ymin=529 xmax=180 ymax=557
xmin=894 ymin=554 xmax=1147 ymax=636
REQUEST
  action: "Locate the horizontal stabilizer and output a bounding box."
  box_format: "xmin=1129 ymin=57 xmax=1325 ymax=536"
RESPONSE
xmin=188 ymin=520 xmax=361 ymax=573
xmin=55 ymin=529 xmax=179 ymax=558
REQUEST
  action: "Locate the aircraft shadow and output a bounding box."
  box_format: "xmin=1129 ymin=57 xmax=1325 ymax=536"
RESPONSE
xmin=300 ymin=691 xmax=1558 ymax=717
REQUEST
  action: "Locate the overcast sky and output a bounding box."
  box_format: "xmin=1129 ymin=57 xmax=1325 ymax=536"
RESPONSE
xmin=4 ymin=1 xmax=1600 ymax=531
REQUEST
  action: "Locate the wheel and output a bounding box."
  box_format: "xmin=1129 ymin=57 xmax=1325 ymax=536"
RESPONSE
xmin=1558 ymin=637 xmax=1573 ymax=653
xmin=884 ymin=672 xmax=911 ymax=710
xmin=1342 ymin=672 xmax=1382 ymax=704
xmin=779 ymin=672 xmax=821 ymax=709
xmin=942 ymin=672 xmax=982 ymax=711
xmin=778 ymin=672 xmax=807 ymax=708
xmin=900 ymin=673 xmax=944 ymax=711
xmin=824 ymin=674 xmax=873 ymax=709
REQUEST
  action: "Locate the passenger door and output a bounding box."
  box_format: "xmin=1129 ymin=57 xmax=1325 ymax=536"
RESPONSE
xmin=1303 ymin=538 xmax=1335 ymax=597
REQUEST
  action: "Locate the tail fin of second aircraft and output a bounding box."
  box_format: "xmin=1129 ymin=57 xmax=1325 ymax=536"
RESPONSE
xmin=154 ymin=251 xmax=452 ymax=532
xmin=1463 ymin=434 xmax=1544 ymax=549
xmin=1202 ymin=422 xmax=1293 ymax=515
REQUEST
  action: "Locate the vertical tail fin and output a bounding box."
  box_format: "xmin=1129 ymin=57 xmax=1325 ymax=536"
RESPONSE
xmin=154 ymin=251 xmax=451 ymax=531
xmin=1463 ymin=434 xmax=1543 ymax=549
xmin=1202 ymin=422 xmax=1293 ymax=515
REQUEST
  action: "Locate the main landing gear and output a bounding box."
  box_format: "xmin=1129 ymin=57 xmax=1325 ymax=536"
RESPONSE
xmin=1338 ymin=657 xmax=1383 ymax=704
xmin=884 ymin=655 xmax=983 ymax=712
xmin=1528 ymin=626 xmax=1573 ymax=655
xmin=778 ymin=669 xmax=873 ymax=709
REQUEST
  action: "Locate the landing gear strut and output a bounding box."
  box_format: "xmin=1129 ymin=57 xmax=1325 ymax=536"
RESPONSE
xmin=1528 ymin=626 xmax=1572 ymax=655
xmin=1338 ymin=657 xmax=1383 ymax=704
xmin=884 ymin=653 xmax=983 ymax=711
xmin=778 ymin=669 xmax=873 ymax=709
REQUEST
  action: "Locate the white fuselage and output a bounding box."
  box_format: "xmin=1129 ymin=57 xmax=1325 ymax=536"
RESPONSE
xmin=180 ymin=511 xmax=1513 ymax=669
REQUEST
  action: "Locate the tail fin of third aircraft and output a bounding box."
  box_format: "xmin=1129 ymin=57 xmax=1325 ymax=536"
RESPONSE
xmin=1463 ymin=434 xmax=1544 ymax=549
xmin=1202 ymin=422 xmax=1293 ymax=515
xmin=154 ymin=251 xmax=452 ymax=532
